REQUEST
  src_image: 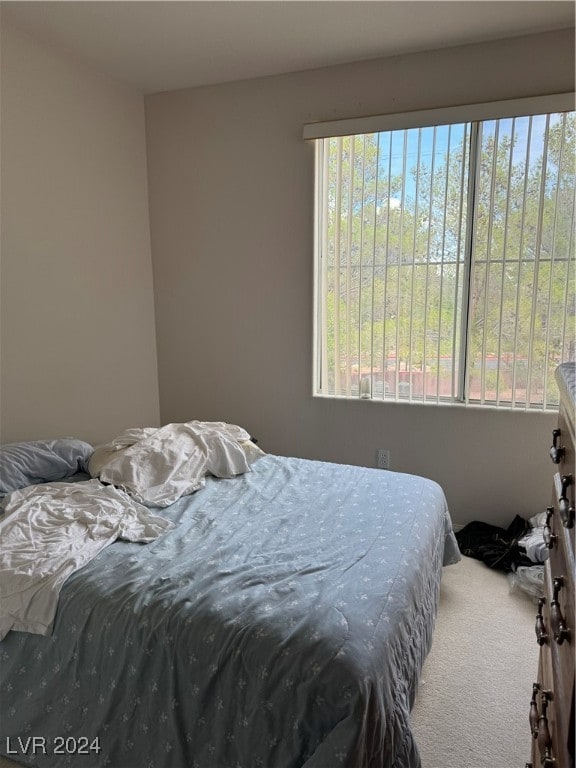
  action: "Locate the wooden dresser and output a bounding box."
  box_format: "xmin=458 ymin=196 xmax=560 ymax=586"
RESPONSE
xmin=529 ymin=362 xmax=575 ymax=768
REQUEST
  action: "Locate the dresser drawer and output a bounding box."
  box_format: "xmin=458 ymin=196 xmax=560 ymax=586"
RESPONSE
xmin=551 ymin=473 xmax=575 ymax=566
xmin=530 ymin=644 xmax=558 ymax=768
xmin=532 ymin=497 xmax=574 ymax=768
xmin=533 ymin=561 xmax=575 ymax=768
xmin=550 ymin=403 xmax=575 ymax=474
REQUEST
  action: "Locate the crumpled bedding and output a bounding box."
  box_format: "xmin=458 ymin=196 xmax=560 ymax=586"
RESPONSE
xmin=0 ymin=438 xmax=93 ymax=498
xmin=89 ymin=421 xmax=264 ymax=507
xmin=0 ymin=479 xmax=173 ymax=640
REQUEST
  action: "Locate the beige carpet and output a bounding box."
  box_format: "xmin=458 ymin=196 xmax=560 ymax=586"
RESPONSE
xmin=0 ymin=555 xmax=537 ymax=768
xmin=410 ymin=554 xmax=537 ymax=768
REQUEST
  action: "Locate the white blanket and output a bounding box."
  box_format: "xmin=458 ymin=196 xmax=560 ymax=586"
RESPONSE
xmin=89 ymin=421 xmax=264 ymax=507
xmin=0 ymin=480 xmax=173 ymax=640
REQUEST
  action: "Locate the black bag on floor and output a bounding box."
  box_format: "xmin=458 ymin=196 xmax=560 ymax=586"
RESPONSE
xmin=455 ymin=515 xmax=533 ymax=572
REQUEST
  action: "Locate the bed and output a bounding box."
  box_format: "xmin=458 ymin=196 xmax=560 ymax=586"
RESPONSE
xmin=0 ymin=425 xmax=460 ymax=768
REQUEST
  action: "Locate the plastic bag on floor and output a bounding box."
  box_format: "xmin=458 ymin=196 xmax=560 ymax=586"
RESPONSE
xmin=508 ymin=564 xmax=545 ymax=601
xmin=517 ymin=510 xmax=550 ymax=564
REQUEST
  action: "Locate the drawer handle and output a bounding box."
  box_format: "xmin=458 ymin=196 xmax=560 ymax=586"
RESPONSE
xmin=550 ymin=428 xmax=565 ymax=464
xmin=558 ymin=475 xmax=574 ymax=529
xmin=550 ymin=577 xmax=571 ymax=645
xmin=535 ymin=598 xmax=548 ymax=646
xmin=537 ymin=694 xmax=553 ymax=760
xmin=529 ymin=682 xmax=540 ymax=737
xmin=543 ymin=507 xmax=557 ymax=549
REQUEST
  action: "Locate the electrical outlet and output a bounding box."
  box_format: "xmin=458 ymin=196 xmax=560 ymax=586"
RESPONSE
xmin=376 ymin=449 xmax=390 ymax=470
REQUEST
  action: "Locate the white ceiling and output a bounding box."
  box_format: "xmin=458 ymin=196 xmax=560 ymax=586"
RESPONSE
xmin=2 ymin=1 xmax=574 ymax=95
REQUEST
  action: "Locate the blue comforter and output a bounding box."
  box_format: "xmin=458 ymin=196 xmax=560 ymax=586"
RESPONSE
xmin=0 ymin=455 xmax=459 ymax=768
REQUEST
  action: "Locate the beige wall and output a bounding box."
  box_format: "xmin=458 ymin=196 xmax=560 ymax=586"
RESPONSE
xmin=0 ymin=22 xmax=160 ymax=445
xmin=145 ymin=30 xmax=574 ymax=526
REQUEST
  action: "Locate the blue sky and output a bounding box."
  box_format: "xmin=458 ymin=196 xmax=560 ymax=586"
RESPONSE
xmin=375 ymin=112 xmax=559 ymax=202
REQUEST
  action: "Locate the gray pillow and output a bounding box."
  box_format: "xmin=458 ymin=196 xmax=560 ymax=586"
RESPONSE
xmin=0 ymin=438 xmax=94 ymax=497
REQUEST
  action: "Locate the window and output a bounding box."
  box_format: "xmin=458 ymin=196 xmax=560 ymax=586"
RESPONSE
xmin=308 ymin=96 xmax=575 ymax=410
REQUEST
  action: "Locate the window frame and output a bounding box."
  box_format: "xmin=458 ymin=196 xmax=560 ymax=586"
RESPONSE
xmin=307 ymin=93 xmax=575 ymax=410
